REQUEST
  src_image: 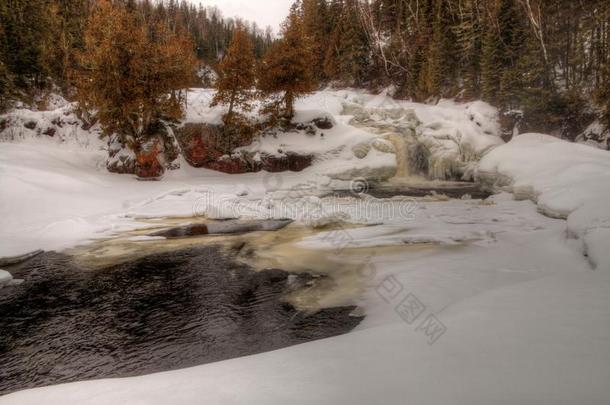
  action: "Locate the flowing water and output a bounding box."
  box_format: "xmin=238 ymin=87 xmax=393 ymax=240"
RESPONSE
xmin=0 ymin=109 xmax=494 ymax=396
xmin=0 ymin=222 xmax=365 ymax=396
xmin=386 ymin=134 xmax=411 ymax=178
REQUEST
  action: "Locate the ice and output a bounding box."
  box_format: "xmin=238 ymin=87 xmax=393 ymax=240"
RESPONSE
xmin=0 ymin=269 xmax=13 ymax=287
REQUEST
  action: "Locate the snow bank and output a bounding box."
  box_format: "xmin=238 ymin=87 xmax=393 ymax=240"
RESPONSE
xmin=477 ymin=133 xmax=610 ymax=269
xmin=185 ymin=88 xmax=399 ymax=182
xmin=0 ymin=101 xmax=103 ymax=150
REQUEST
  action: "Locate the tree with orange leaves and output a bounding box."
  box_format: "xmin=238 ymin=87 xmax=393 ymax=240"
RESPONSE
xmin=76 ymin=0 xmax=196 ymax=149
xmin=258 ymin=9 xmax=317 ymax=123
xmin=211 ymin=24 xmax=256 ymax=125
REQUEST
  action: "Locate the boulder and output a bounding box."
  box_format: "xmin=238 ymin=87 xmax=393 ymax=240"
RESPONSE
xmin=106 ymin=136 xmax=137 ymax=175
xmin=176 ymin=123 xmax=234 ymax=168
xmin=260 ymin=153 xmax=313 ymax=173
xmin=352 ymin=141 xmax=372 ymax=159
xmin=0 ymin=269 xmax=13 ymax=288
xmin=206 ymin=155 xmax=252 ymax=174
xmin=372 ymin=138 xmax=396 ymax=154
xmin=312 ymin=117 xmax=334 ymax=130
xmin=135 ymin=138 xmax=165 ymax=180
xmin=175 ymin=123 xmax=314 ymax=174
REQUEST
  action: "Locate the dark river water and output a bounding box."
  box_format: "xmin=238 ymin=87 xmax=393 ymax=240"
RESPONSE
xmin=0 ymin=245 xmax=362 ymax=396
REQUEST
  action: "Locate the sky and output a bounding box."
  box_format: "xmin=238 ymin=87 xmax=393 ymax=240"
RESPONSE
xmin=190 ymin=0 xmax=293 ymax=32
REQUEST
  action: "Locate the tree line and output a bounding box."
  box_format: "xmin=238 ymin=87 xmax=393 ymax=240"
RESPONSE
xmin=297 ymin=0 xmax=610 ymax=137
xmin=1 ymin=0 xmax=609 ymax=143
xmin=0 ymin=0 xmax=273 ymax=110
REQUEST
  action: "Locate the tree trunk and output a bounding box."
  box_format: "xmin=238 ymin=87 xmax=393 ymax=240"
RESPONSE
xmin=284 ymin=91 xmax=295 ymax=120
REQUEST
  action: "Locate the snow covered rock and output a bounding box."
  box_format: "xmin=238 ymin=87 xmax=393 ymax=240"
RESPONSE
xmin=106 ymin=136 xmax=137 ymax=174
xmin=306 ymin=212 xmax=350 ymax=228
xmin=476 ymin=133 xmax=610 ymax=269
xmin=576 ymin=121 xmax=610 ymax=151
xmin=352 ymin=141 xmax=372 ymax=159
xmin=0 ymin=270 xmax=13 ymax=288
xmin=0 ymin=100 xmax=103 ymax=148
xmin=343 ymin=97 xmax=504 ymax=181
xmin=371 ymin=138 xmax=395 ymax=154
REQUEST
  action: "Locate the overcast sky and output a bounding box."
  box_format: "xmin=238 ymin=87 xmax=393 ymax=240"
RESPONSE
xmin=190 ymin=0 xmax=293 ymax=32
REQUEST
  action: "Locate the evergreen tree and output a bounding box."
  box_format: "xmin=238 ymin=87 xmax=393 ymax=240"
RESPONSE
xmin=0 ymin=60 xmax=14 ymax=112
xmin=301 ymin=0 xmax=330 ymax=81
xmin=0 ymin=0 xmax=52 ymax=88
xmin=418 ymin=0 xmax=457 ymax=100
xmin=76 ymin=0 xmax=197 ymax=148
xmin=258 ymin=9 xmax=317 ymax=121
xmin=211 ymin=24 xmax=256 ymax=124
xmin=480 ymin=4 xmax=502 ymax=102
xmin=596 ymin=56 xmax=610 ymax=131
xmin=324 ymin=0 xmax=370 ymax=86
xmin=453 ymin=0 xmax=482 ymax=99
xmin=496 ymin=0 xmax=527 ymax=108
xmin=45 ymin=0 xmax=90 ymax=92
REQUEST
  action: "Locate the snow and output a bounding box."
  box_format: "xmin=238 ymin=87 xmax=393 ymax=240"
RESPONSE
xmin=3 ymin=196 xmax=609 ymax=404
xmin=1 ymin=90 xmax=610 ymax=403
xmin=0 ymin=269 xmax=13 ymax=287
xmin=0 ymin=101 xmax=103 ymax=148
xmin=477 ymin=133 xmax=610 ymax=269
xmin=335 ymin=89 xmax=505 ymax=180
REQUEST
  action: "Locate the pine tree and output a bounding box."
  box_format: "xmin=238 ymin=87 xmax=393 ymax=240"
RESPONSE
xmin=211 ymin=24 xmax=256 ymax=124
xmin=258 ymin=9 xmax=317 ymax=121
xmin=0 ymin=0 xmax=52 ymax=89
xmin=453 ymin=0 xmax=482 ymax=99
xmin=301 ymin=0 xmax=330 ymax=81
xmin=0 ymin=60 xmax=14 ymax=112
xmin=45 ymin=0 xmax=90 ymax=93
xmin=596 ymin=56 xmax=610 ymax=131
xmin=76 ymin=0 xmax=196 ymax=147
xmin=324 ymin=0 xmax=371 ymax=86
xmin=418 ymin=0 xmax=456 ymax=100
xmin=496 ymin=0 xmax=527 ymax=108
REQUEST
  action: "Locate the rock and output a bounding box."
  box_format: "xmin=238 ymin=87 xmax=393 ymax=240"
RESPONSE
xmin=151 ymin=219 xmax=293 ymax=238
xmin=106 ymin=137 xmax=137 ymax=175
xmin=576 ymin=122 xmax=610 ymax=151
xmin=174 ymin=123 xmax=315 ymax=175
xmin=135 ymin=138 xmax=165 ymax=180
xmin=42 ymin=127 xmax=56 ymax=137
xmin=0 ymin=269 xmax=13 ymax=288
xmin=371 ymin=138 xmax=396 ymax=154
xmin=329 ymin=164 xmax=397 ymax=182
xmin=260 ymin=153 xmax=313 ymax=173
xmin=499 ymin=110 xmax=523 ymax=142
xmin=176 ymin=123 xmax=250 ymax=170
xmin=0 ymin=250 xmax=43 ymax=267
xmin=352 ymin=141 xmax=372 ymax=159
xmin=205 ymin=155 xmax=251 ymax=174
xmin=24 ymin=121 xmax=37 ymax=130
xmin=313 ymin=117 xmax=334 ymax=130
xmin=306 ymin=212 xmax=350 ymax=229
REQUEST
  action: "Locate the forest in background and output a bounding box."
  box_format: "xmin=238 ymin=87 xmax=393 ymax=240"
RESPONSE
xmin=0 ymin=0 xmax=273 ymax=105
xmin=1 ymin=0 xmax=609 ymax=140
xmin=297 ymin=0 xmax=609 ymax=138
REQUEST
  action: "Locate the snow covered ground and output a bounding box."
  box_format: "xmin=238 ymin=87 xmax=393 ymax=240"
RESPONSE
xmin=1 ymin=90 xmax=609 ymax=403
xmin=477 ymin=133 xmax=610 ymax=269
xmin=2 ymin=195 xmax=609 ymax=404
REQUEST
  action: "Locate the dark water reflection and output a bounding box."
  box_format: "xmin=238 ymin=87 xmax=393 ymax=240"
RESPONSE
xmin=0 ymin=246 xmax=362 ymax=395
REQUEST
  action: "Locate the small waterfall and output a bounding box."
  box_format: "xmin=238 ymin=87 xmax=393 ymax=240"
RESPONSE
xmin=386 ymin=134 xmax=410 ymax=178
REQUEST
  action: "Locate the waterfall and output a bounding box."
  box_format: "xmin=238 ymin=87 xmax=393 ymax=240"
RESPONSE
xmin=386 ymin=134 xmax=410 ymax=178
